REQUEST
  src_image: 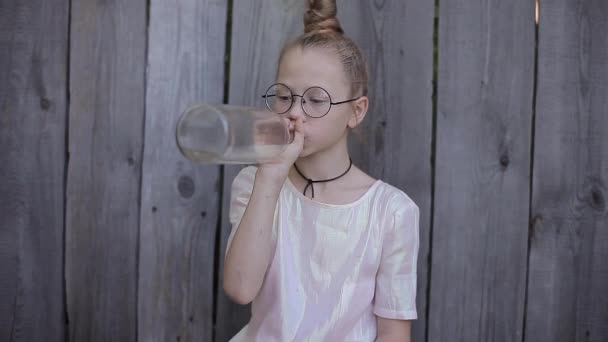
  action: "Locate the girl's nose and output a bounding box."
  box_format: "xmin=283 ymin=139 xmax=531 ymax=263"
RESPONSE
xmin=286 ymin=96 xmax=307 ymax=121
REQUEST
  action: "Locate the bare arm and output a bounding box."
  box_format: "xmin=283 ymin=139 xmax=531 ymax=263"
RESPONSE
xmin=376 ymin=317 xmax=411 ymax=342
xmin=222 ymin=117 xmax=304 ymax=304
xmin=223 ymin=170 xmax=284 ymax=304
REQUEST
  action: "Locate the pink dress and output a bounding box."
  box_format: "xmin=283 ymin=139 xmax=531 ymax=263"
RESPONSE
xmin=226 ymin=166 xmax=419 ymax=341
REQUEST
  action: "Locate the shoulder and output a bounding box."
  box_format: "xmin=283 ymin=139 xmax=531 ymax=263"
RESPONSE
xmin=375 ymin=181 xmax=419 ymax=218
xmin=375 ymin=182 xmax=420 ymax=245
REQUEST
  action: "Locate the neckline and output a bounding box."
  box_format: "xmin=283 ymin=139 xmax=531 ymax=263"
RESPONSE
xmin=285 ymin=176 xmax=382 ymax=209
xmin=293 ymin=158 xmax=353 ymax=199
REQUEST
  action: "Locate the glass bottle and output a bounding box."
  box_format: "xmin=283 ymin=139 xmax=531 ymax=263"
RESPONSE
xmin=176 ymin=104 xmax=292 ymax=164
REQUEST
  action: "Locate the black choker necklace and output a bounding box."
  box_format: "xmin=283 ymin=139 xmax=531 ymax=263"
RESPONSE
xmin=293 ymin=158 xmax=353 ymax=199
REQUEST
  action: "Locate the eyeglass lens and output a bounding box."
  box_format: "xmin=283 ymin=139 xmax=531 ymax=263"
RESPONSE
xmin=265 ymin=83 xmax=332 ymax=118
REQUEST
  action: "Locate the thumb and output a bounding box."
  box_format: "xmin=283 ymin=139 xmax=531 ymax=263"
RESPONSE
xmin=291 ymin=117 xmax=305 ymax=145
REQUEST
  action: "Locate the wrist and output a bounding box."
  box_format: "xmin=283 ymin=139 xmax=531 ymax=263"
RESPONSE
xmin=256 ymin=164 xmax=290 ymax=181
xmin=254 ymin=167 xmax=288 ymax=192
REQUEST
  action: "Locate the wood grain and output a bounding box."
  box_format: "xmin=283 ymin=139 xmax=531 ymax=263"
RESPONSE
xmin=525 ymin=0 xmax=608 ymax=341
xmin=0 ymin=0 xmax=68 ymax=341
xmin=65 ymin=0 xmax=146 ymax=340
xmin=430 ymin=0 xmax=535 ymax=341
xmin=138 ymin=0 xmax=227 ymax=341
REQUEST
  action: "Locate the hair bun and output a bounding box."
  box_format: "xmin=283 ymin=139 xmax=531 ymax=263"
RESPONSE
xmin=304 ymin=0 xmax=344 ymax=34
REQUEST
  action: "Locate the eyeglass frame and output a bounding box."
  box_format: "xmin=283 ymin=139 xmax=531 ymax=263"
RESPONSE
xmin=261 ymin=82 xmax=362 ymax=118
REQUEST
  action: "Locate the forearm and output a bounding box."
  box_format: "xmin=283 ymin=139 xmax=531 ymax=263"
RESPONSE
xmin=376 ymin=317 xmax=411 ymax=342
xmin=223 ymin=170 xmax=284 ymax=304
xmin=376 ymin=334 xmax=410 ymax=342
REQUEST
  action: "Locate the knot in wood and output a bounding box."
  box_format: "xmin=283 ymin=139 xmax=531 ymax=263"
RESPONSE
xmin=178 ymin=175 xmax=195 ymax=198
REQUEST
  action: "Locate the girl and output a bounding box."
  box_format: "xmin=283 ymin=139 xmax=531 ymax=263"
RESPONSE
xmin=223 ymin=1 xmax=420 ymax=341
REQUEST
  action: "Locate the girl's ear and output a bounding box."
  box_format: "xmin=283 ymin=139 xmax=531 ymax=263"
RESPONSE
xmin=348 ymin=96 xmax=369 ymax=129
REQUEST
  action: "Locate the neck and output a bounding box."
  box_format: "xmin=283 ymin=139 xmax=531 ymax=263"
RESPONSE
xmin=292 ymin=136 xmax=351 ymax=181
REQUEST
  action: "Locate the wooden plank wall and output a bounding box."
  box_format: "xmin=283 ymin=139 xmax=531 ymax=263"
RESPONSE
xmin=0 ymin=0 xmax=68 ymax=341
xmin=138 ymin=0 xmax=226 ymax=341
xmin=525 ymin=0 xmax=608 ymax=341
xmin=0 ymin=0 xmax=607 ymax=342
xmin=430 ymin=1 xmax=535 ymax=341
xmin=65 ymin=0 xmax=146 ymax=340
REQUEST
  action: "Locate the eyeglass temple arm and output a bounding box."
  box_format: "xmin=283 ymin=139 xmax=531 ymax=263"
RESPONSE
xmin=331 ymin=97 xmax=361 ymax=105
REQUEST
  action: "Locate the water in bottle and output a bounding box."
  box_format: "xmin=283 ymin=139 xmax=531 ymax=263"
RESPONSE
xmin=176 ymin=104 xmax=292 ymax=164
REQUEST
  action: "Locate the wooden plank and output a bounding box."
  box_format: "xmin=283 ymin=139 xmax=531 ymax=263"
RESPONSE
xmin=215 ymin=1 xmax=306 ymax=340
xmin=429 ymin=1 xmax=535 ymax=341
xmin=339 ymin=1 xmax=434 ymax=341
xmin=65 ymin=0 xmax=147 ymax=340
xmin=0 ymin=1 xmax=68 ymax=341
xmin=525 ymin=0 xmax=608 ymax=341
xmin=138 ymin=0 xmax=227 ymax=341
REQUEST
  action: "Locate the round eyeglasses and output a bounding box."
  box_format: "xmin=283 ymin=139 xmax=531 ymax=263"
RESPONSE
xmin=262 ymin=83 xmax=361 ymax=118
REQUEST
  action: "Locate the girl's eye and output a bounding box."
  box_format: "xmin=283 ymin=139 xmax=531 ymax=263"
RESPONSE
xmin=310 ymin=98 xmax=328 ymax=104
xmin=278 ymin=96 xmax=291 ymax=102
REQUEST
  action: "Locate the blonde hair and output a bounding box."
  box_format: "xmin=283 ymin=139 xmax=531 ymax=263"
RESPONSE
xmin=279 ymin=0 xmax=369 ymax=97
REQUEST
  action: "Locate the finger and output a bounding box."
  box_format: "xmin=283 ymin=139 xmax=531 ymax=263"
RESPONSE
xmin=294 ymin=117 xmax=305 ymax=133
xmin=291 ymin=127 xmax=304 ymax=147
xmin=282 ymin=117 xmax=293 ymax=130
xmin=292 ymin=118 xmax=304 ymax=139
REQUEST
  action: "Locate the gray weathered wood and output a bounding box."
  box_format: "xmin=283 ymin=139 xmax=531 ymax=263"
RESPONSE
xmin=429 ymin=1 xmax=535 ymax=341
xmin=65 ymin=0 xmax=147 ymax=340
xmin=339 ymin=1 xmax=434 ymax=341
xmin=0 ymin=0 xmax=68 ymax=341
xmin=138 ymin=1 xmax=226 ymax=341
xmin=215 ymin=1 xmax=306 ymax=340
xmin=525 ymin=1 xmax=608 ymax=341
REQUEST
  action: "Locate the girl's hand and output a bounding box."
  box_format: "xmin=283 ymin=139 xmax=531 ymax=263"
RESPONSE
xmin=257 ymin=116 xmax=305 ymax=180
